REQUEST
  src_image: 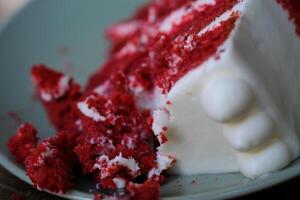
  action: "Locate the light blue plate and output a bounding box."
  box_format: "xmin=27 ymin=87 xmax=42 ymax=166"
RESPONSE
xmin=0 ymin=0 xmax=300 ymax=199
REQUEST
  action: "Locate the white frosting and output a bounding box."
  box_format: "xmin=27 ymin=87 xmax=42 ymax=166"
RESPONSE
xmin=94 ymin=153 xmax=140 ymax=178
xmin=40 ymin=146 xmax=55 ymax=159
xmin=201 ymin=75 xmax=253 ymax=123
xmin=40 ymin=91 xmax=52 ymax=102
xmin=117 ymin=42 xmax=138 ymax=57
xmin=152 ymin=109 xmax=169 ymax=144
xmin=223 ymin=108 xmax=274 ymax=152
xmin=109 ymin=154 xmax=139 ymax=173
xmin=108 ymin=21 xmax=141 ymax=38
xmin=77 ymin=96 xmax=106 ymax=122
xmin=94 ymin=81 xmax=110 ymax=96
xmin=112 ymin=178 xmax=126 ymax=189
xmin=152 ymin=109 xmax=169 ymax=136
xmin=183 ymin=35 xmax=197 ymax=51
xmin=75 ymin=119 xmax=83 ymax=132
xmin=238 ymin=138 xmax=291 ymax=179
xmin=40 ymin=76 xmax=70 ymax=102
xmin=135 ymin=87 xmax=166 ymax=110
xmin=148 ymin=153 xmax=174 ymax=178
xmin=36 ymin=143 xmax=55 ymax=166
xmin=121 ymin=137 xmax=136 ymax=149
xmin=89 ymin=136 xmax=115 ymax=150
xmin=150 ymin=0 xmax=300 ymax=178
xmin=158 ymin=78 xmax=238 ymax=174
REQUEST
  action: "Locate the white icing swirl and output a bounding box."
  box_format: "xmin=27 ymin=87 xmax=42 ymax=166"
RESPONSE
xmin=238 ymin=138 xmax=291 ymax=178
xmin=201 ymin=76 xmax=253 ymax=123
xmin=223 ymin=108 xmax=274 ymax=152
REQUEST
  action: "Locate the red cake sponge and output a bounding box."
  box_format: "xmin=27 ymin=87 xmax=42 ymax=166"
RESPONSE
xmin=25 ymin=131 xmax=78 ymax=193
xmin=7 ymin=123 xmax=38 ymax=164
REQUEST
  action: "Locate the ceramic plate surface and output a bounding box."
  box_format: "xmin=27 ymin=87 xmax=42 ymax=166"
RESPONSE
xmin=0 ymin=1 xmax=300 ymax=199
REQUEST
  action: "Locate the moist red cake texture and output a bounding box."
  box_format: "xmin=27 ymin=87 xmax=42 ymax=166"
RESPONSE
xmin=31 ymin=65 xmax=82 ymax=133
xmin=74 ymin=73 xmax=159 ymax=190
xmin=87 ymin=0 xmax=239 ymax=93
xmin=7 ymin=0 xmax=299 ymax=199
xmin=7 ymin=123 xmax=37 ymax=164
xmin=25 ymin=131 xmax=78 ymax=193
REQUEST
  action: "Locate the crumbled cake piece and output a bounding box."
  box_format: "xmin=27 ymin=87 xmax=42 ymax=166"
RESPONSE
xmin=25 ymin=131 xmax=78 ymax=193
xmin=31 ymin=65 xmax=82 ymax=133
xmin=7 ymin=123 xmax=37 ymax=164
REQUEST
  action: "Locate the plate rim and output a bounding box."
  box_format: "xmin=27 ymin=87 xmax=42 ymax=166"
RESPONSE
xmin=2 ymin=151 xmax=300 ymax=200
xmin=0 ymin=0 xmax=300 ymax=200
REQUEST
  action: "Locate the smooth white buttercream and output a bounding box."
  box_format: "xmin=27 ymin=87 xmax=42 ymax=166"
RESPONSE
xmin=238 ymin=138 xmax=291 ymax=179
xmin=223 ymin=108 xmax=274 ymax=152
xmin=201 ymin=75 xmax=254 ymax=123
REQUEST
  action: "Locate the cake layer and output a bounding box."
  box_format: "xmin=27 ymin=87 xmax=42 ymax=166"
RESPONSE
xmin=86 ymin=0 xmax=240 ymax=93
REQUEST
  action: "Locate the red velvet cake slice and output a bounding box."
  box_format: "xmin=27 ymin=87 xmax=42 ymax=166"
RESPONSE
xmin=6 ymin=0 xmax=300 ymax=198
xmin=86 ymin=0 xmax=300 ymax=180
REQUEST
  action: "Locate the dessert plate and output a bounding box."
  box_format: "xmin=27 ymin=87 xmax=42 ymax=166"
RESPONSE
xmin=0 ymin=0 xmax=300 ymax=199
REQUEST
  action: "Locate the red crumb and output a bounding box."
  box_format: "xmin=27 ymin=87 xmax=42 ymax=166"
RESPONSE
xmin=277 ymin=0 xmax=300 ymax=35
xmin=10 ymin=193 xmax=23 ymax=200
xmin=31 ymin=65 xmax=82 ymax=133
xmin=165 ymin=101 xmax=172 ymax=105
xmin=127 ymin=181 xmax=160 ymax=200
xmin=159 ymin=133 xmax=168 ymax=144
xmin=7 ymin=123 xmax=38 ymax=164
xmin=93 ymin=193 xmax=104 ymax=200
xmin=25 ymin=131 xmax=78 ymax=193
xmin=31 ymin=64 xmax=64 ymax=96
